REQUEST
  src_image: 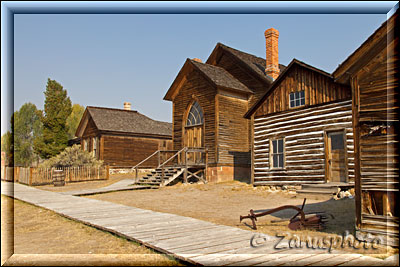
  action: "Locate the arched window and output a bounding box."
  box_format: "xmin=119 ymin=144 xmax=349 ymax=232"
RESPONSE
xmin=186 ymin=101 xmax=204 ymax=126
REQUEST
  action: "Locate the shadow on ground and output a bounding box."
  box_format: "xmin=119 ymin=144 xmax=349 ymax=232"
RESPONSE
xmin=252 ymin=197 xmax=356 ymax=236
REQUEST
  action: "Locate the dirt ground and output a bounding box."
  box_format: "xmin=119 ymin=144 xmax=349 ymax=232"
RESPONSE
xmin=1 ymin=195 xmax=182 ymax=266
xmin=86 ymin=181 xmax=397 ymax=257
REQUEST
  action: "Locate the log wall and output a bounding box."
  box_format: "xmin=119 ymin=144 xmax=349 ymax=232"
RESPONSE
xmin=253 ymin=99 xmax=354 ymax=185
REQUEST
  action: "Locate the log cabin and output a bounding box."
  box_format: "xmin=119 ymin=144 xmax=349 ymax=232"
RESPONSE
xmin=75 ymin=103 xmax=173 ymax=168
xmin=244 ymin=59 xmax=352 ymax=186
xmin=164 ymin=29 xmax=286 ymax=183
xmin=333 ymin=10 xmax=398 ymax=246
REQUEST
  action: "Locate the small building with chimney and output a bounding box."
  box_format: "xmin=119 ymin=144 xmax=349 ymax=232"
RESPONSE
xmin=245 ymin=59 xmax=352 ymax=186
xmin=164 ymin=29 xmax=286 ymax=183
xmin=75 ymin=102 xmax=173 ymax=168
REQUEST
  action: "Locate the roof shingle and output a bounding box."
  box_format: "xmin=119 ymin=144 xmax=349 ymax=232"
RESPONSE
xmin=216 ymin=43 xmax=286 ymax=82
xmin=190 ymin=59 xmax=252 ymax=94
xmin=87 ymin=107 xmax=172 ymax=137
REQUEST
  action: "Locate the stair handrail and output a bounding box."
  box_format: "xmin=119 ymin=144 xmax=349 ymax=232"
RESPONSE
xmin=158 ymin=147 xmax=187 ymax=169
xmin=158 ymin=147 xmax=187 ymax=183
xmin=131 ymin=150 xmax=159 ymax=172
xmin=131 ymin=150 xmax=161 ymax=180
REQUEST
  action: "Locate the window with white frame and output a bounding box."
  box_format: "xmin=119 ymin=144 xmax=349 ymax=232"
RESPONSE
xmin=186 ymin=101 xmax=204 ymax=126
xmin=289 ymin=90 xmax=305 ymax=108
xmin=271 ymin=139 xmax=284 ymax=169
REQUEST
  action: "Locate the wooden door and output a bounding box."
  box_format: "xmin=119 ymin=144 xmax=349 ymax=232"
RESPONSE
xmin=184 ymin=125 xmax=203 ymax=163
xmin=326 ymin=131 xmax=347 ymax=183
xmin=184 ymin=101 xmax=204 ymax=164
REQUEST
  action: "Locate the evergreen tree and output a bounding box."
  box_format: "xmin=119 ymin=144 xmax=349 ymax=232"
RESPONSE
xmin=13 ymin=103 xmax=42 ymax=166
xmin=34 ymin=78 xmax=72 ymax=159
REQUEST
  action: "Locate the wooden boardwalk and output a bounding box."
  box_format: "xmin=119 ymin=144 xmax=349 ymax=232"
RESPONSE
xmin=1 ymin=181 xmax=397 ymax=266
xmin=59 ymin=178 xmax=156 ymax=196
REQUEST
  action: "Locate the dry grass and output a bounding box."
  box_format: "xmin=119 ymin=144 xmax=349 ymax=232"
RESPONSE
xmin=1 ymin=195 xmax=182 ymax=266
xmin=87 ymin=181 xmax=397 ymax=257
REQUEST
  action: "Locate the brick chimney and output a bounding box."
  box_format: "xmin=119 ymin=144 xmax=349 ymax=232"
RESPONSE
xmin=124 ymin=102 xmax=131 ymax=110
xmin=264 ymin=28 xmax=280 ymax=80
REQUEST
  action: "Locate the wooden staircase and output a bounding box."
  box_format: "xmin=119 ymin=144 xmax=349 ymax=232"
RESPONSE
xmin=135 ymin=167 xmax=184 ymax=187
xmin=131 ymin=147 xmax=208 ymax=188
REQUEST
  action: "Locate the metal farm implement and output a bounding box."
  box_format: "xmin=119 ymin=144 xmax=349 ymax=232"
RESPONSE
xmin=240 ymin=198 xmax=332 ymax=230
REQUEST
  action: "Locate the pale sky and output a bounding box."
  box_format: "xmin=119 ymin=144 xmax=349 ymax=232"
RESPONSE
xmin=2 ymin=2 xmax=397 ymax=135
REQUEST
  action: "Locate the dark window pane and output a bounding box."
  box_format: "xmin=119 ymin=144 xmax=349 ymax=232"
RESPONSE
xmin=273 ymin=155 xmax=278 ymax=168
xmin=278 ymin=139 xmax=283 ymax=152
xmin=296 ymin=99 xmax=300 ymax=106
xmin=331 ymin=134 xmax=344 ymax=150
xmin=290 ymin=100 xmax=295 ymax=107
xmin=272 ymin=140 xmax=277 ymax=153
xmin=187 ymin=101 xmax=204 ymax=126
xmin=290 ymin=93 xmax=294 ymax=101
xmin=300 ymin=90 xmax=305 ymax=98
xmin=295 ymin=91 xmax=299 ymax=99
xmin=279 ymin=154 xmax=284 ymax=168
xmin=301 ymin=98 xmax=305 ymax=105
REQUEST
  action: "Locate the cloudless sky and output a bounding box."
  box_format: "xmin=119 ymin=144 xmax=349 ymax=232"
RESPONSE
xmin=12 ymin=13 xmax=387 ymax=132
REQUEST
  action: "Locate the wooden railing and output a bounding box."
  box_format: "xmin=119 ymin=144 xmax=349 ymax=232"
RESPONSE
xmin=132 ymin=147 xmax=208 ymax=180
xmin=1 ymin=166 xmax=109 ymax=186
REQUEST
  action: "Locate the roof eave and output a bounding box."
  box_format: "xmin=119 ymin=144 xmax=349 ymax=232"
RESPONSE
xmin=333 ymin=10 xmax=397 ymax=83
xmin=244 ymin=59 xmax=333 ymax=119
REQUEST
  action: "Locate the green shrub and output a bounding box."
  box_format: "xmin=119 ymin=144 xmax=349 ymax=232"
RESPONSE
xmin=40 ymin=144 xmax=103 ymax=168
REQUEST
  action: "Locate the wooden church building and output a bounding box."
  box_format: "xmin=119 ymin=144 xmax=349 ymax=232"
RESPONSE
xmin=164 ymin=29 xmax=286 ymax=182
xmin=75 ymin=102 xmax=172 ymax=168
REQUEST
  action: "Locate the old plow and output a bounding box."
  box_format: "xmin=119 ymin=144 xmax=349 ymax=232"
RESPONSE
xmin=240 ymin=198 xmax=333 ymax=230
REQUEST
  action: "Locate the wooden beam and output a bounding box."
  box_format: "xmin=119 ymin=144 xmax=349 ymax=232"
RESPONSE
xmin=351 ymin=76 xmax=362 ymax=228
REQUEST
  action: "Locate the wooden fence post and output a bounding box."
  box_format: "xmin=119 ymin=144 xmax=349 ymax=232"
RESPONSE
xmin=184 ymin=149 xmax=188 ymax=183
xmin=15 ymin=167 xmax=19 ymax=183
xmin=106 ymin=165 xmax=110 ymax=180
xmin=29 ymin=167 xmax=33 ymax=186
xmin=205 ymin=149 xmax=208 ymax=182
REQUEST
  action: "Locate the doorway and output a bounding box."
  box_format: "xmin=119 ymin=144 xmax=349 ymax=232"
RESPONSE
xmin=325 ymin=130 xmax=348 ymax=183
xmin=184 ymin=101 xmax=204 ymax=164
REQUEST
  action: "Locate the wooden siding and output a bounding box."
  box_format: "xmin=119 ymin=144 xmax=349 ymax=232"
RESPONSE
xmin=214 ymin=53 xmax=267 ymax=107
xmin=102 ymin=135 xmax=171 ymax=167
xmin=255 ymin=65 xmax=350 ymax=117
xmin=352 ymin=30 xmax=399 ymax=243
xmin=81 ymin=117 xmax=99 ymax=152
xmin=217 ymin=94 xmax=250 ymax=166
xmin=253 ymin=100 xmax=354 ymax=185
xmin=82 ymin=117 xmax=98 ymax=138
xmin=172 ymin=70 xmax=216 ymax=163
xmin=79 ymin=114 xmax=172 ymax=167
